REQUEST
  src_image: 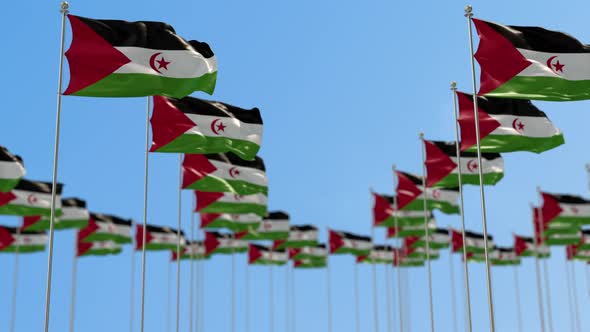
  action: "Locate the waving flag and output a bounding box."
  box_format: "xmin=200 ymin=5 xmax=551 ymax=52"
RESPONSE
xmin=356 ymin=245 xmax=395 ymax=264
xmin=424 ymin=140 xmax=504 ymax=188
xmin=135 ymin=224 xmax=185 ymax=251
xmin=77 ymin=240 xmax=122 ymax=257
xmin=248 ymin=244 xmax=288 ymax=265
xmin=394 ymin=172 xmax=460 ymax=213
xmin=195 ymin=191 xmax=267 ymax=217
xmin=472 ymin=18 xmax=590 ymax=101
xmin=514 ymin=234 xmax=550 ymax=258
xmin=328 ymin=230 xmax=372 ymax=256
xmin=172 ymin=241 xmax=208 ymax=261
xmin=372 ymin=193 xmax=433 ymax=227
xmin=387 ymin=218 xmax=436 ymax=238
xmin=457 ymin=92 xmax=564 ymax=153
xmin=64 ymin=15 xmax=216 ymax=98
xmin=289 ymin=244 xmax=327 ymax=261
xmin=79 ymin=213 xmax=132 ymax=244
xmin=546 ymin=232 xmax=581 ymax=246
xmin=235 ymin=211 xmax=290 ymax=240
xmin=403 ymin=239 xmax=440 ymax=259
xmin=0 ymin=179 xmax=63 ymax=216
xmin=404 ymin=228 xmax=450 ymax=249
xmin=56 ymin=198 xmax=89 ymax=229
xmin=294 ymin=258 xmax=327 ymax=269
xmin=578 ymin=229 xmax=590 ymax=250
xmin=451 ymin=230 xmax=494 ymax=254
xmin=540 ymin=192 xmax=590 ymax=225
xmin=0 ymin=146 xmax=25 ymax=193
xmin=182 ymin=153 xmax=267 ymax=195
xmin=150 ymin=96 xmax=262 ymax=160
xmin=0 ymin=226 xmax=46 ymax=253
xmin=199 ymin=213 xmax=261 ymax=231
xmin=490 ymin=247 xmax=521 ymax=266
xmin=273 ymin=225 xmax=318 ymax=249
xmin=204 ymin=232 xmax=248 ymax=255
xmin=567 ymin=244 xmax=590 ymax=261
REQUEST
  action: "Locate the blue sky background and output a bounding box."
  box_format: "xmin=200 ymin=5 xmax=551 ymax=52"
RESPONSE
xmin=2 ymin=0 xmax=590 ymax=331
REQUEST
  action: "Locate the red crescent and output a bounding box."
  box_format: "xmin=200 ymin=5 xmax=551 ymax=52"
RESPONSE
xmin=229 ymin=167 xmax=239 ymax=178
xmin=149 ymin=52 xmax=163 ymax=74
xmin=546 ymin=56 xmax=558 ymax=74
xmin=27 ymin=195 xmax=36 ymax=204
xmin=210 ymin=119 xmax=221 ymax=135
xmin=511 ymin=118 xmax=520 ymax=132
xmin=467 ymin=160 xmax=477 ymax=172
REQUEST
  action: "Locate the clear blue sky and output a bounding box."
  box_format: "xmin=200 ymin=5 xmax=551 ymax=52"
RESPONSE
xmin=2 ymin=0 xmax=590 ymax=331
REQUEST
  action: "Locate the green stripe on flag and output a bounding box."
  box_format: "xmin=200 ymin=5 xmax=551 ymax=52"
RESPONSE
xmin=401 ymin=200 xmax=459 ymax=214
xmin=0 ymin=205 xmax=62 ymax=217
xmin=239 ymin=231 xmax=289 ymax=241
xmin=433 ymin=173 xmax=504 ymax=188
xmin=0 ymin=245 xmax=45 ymax=253
xmin=464 ymin=134 xmax=565 ymax=154
xmin=81 ymin=233 xmax=131 ymax=245
xmin=155 ymin=135 xmax=260 ymax=161
xmin=0 ymin=179 xmax=20 ymax=193
xmin=486 ymin=76 xmax=590 ymax=102
xmin=186 ymin=177 xmax=268 ymax=196
xmin=199 ymin=202 xmax=267 ymax=217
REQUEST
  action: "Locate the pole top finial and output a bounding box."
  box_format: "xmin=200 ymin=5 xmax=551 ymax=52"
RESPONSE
xmin=464 ymin=5 xmax=473 ymax=17
xmin=450 ymin=81 xmax=457 ymax=90
xmin=60 ymin=1 xmax=69 ymax=14
xmin=419 ymin=132 xmax=424 ymax=139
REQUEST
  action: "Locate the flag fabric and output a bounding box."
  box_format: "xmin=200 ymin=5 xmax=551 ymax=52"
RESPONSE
xmin=21 ymin=198 xmax=90 ymax=231
xmin=404 ymin=228 xmax=450 ymax=249
xmin=472 ymin=18 xmax=590 ymax=101
xmin=289 ymin=244 xmax=327 ymax=261
xmin=567 ymin=244 xmax=590 ymax=261
xmin=0 ymin=146 xmax=25 ymax=193
xmin=451 ymin=230 xmax=494 ymax=254
xmin=0 ymin=179 xmax=63 ymax=217
xmin=248 ymin=244 xmax=288 ymax=265
xmin=403 ymin=245 xmax=440 ymax=260
xmin=372 ymin=193 xmax=434 ymax=227
xmin=79 ymin=213 xmax=132 ymax=244
xmin=394 ymin=173 xmax=460 ymax=214
xmin=135 ymin=224 xmax=185 ymax=251
xmin=424 ymin=140 xmax=504 ymax=188
xmin=273 ymin=225 xmax=318 ymax=249
xmin=195 ymin=191 xmax=267 ymax=217
xmin=294 ymin=258 xmax=327 ymax=269
xmin=514 ymin=235 xmax=550 ymax=258
xmin=64 ymin=15 xmax=216 ymax=98
xmin=199 ymin=212 xmax=262 ymax=231
xmin=457 ymin=92 xmax=564 ymax=153
xmin=182 ymin=153 xmax=267 ymax=195
xmin=546 ymin=232 xmax=581 ymax=246
xmin=172 ymin=241 xmax=208 ymax=261
xmin=328 ymin=230 xmax=372 ymax=256
xmin=0 ymin=226 xmax=46 ymax=253
xmin=387 ymin=219 xmax=436 ymax=238
xmin=235 ymin=211 xmax=290 ymax=240
xmin=356 ymin=245 xmax=395 ymax=264
xmin=394 ymin=249 xmax=425 ymax=267
xmin=578 ymin=229 xmax=590 ymax=250
xmin=77 ymin=240 xmax=122 ymax=257
xmin=540 ymin=192 xmax=590 ymax=226
xmin=150 ymin=96 xmax=262 ymax=160
xmin=204 ymin=232 xmax=248 ymax=255
xmin=490 ymin=247 xmax=521 ymax=266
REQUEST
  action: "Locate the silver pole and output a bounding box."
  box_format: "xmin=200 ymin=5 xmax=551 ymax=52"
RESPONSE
xmin=199 ymin=232 xmax=205 ymax=332
xmin=291 ymin=265 xmax=296 ymax=332
xmin=450 ymin=81 xmax=473 ymax=332
xmin=531 ymin=204 xmax=546 ymax=332
xmin=139 ymin=97 xmax=151 ymax=332
xmin=245 ymin=261 xmax=250 ymax=332
xmin=570 ymin=263 xmax=581 ymax=332
xmin=189 ymin=198 xmax=195 ymax=332
xmin=391 ymin=173 xmax=403 ymax=332
xmin=270 ymin=265 xmax=274 ymax=332
xmin=326 ymin=255 xmax=333 ymax=332
xmin=404 ymin=269 xmax=412 ymax=332
xmin=69 ymin=237 xmax=78 ymax=332
xmin=231 ymin=238 xmax=236 ymax=332
xmin=419 ymin=132 xmax=435 ymax=332
xmin=44 ymin=3 xmax=69 ymax=331
xmin=371 ymin=228 xmax=380 ymax=332
xmin=464 ymin=6 xmax=496 ymax=331
xmin=10 ymin=228 xmax=20 ymax=332
xmin=587 ymin=264 xmax=590 ymax=300
xmin=449 ymin=248 xmax=458 ymax=332
xmin=167 ymin=261 xmax=172 ymax=332
xmin=385 ymin=265 xmax=392 ymax=332
xmin=175 ymin=156 xmax=182 ymax=332
xmin=513 ymin=266 xmax=523 ymax=332
xmin=565 ymin=258 xmax=576 ymax=332
xmin=285 ymin=262 xmax=290 ymax=332
xmin=542 ymin=259 xmax=554 ymax=332
xmin=354 ymin=263 xmax=361 ymax=332
xmin=130 ymin=220 xmax=136 ymax=332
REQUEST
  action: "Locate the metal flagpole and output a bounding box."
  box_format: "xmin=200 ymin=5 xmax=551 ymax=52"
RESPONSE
xmin=167 ymin=261 xmax=172 ymax=332
xmin=231 ymin=237 xmax=236 ymax=332
xmin=391 ymin=169 xmax=403 ymax=332
xmin=9 ymin=228 xmax=20 ymax=332
xmin=139 ymin=96 xmax=151 ymax=332
xmin=291 ymin=264 xmax=296 ymax=332
xmin=565 ymin=259 xmax=576 ymax=332
xmin=44 ymin=3 xmax=69 ymax=331
xmin=189 ymin=198 xmax=195 ymax=332
xmin=464 ymin=6 xmax=496 ymax=331
xmin=569 ymin=263 xmax=581 ymax=332
xmin=371 ymin=227 xmax=380 ymax=332
xmin=354 ymin=263 xmax=361 ymax=332
xmin=385 ymin=264 xmax=392 ymax=332
xmin=449 ymin=246 xmax=458 ymax=332
xmin=175 ymin=156 xmax=183 ymax=332
xmin=69 ymin=237 xmax=78 ymax=332
xmin=404 ymin=269 xmax=411 ymax=332
xmin=450 ymin=81 xmax=473 ymax=332
xmin=536 ymin=188 xmax=554 ymax=332
xmin=270 ymin=265 xmax=274 ymax=332
xmin=326 ymin=254 xmax=333 ymax=332
xmin=513 ymin=266 xmax=523 ymax=332
xmin=419 ymin=133 xmax=435 ymax=332
xmin=531 ymin=204 xmax=546 ymax=332
xmin=199 ymin=232 xmax=205 ymax=332
xmin=285 ymin=262 xmax=290 ymax=332
xmin=246 ymin=260 xmax=250 ymax=332
xmin=130 ymin=221 xmax=136 ymax=332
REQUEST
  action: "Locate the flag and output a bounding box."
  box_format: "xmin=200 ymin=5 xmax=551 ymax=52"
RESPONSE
xmin=578 ymin=229 xmax=590 ymax=250
xmin=135 ymin=224 xmax=185 ymax=251
xmin=387 ymin=218 xmax=436 ymax=238
xmin=472 ymin=18 xmax=590 ymax=101
xmin=204 ymin=232 xmax=248 ymax=255
xmin=372 ymin=193 xmax=434 ymax=227
xmin=182 ymin=153 xmax=267 ymax=195
xmin=457 ymin=92 xmax=564 ymax=153
xmin=0 ymin=146 xmax=25 ymax=193
xmin=356 ymin=245 xmax=395 ymax=264
xmin=172 ymin=241 xmax=208 ymax=261
xmin=424 ymin=140 xmax=504 ymax=188
xmin=63 ymin=15 xmax=216 ymax=98
xmin=514 ymin=235 xmax=550 ymax=258
xmin=199 ymin=213 xmax=262 ymax=231
xmin=567 ymin=244 xmax=590 ymax=261
xmin=490 ymin=247 xmax=521 ymax=266
xmin=56 ymin=198 xmax=90 ymax=229
xmin=0 ymin=226 xmax=46 ymax=253
xmin=248 ymin=244 xmax=288 ymax=265
xmin=77 ymin=240 xmax=122 ymax=257
xmin=545 ymin=232 xmax=581 ymax=246
xmin=403 ymin=238 xmax=440 ymax=259
xmin=328 ymin=230 xmax=372 ymax=256
xmin=404 ymin=228 xmax=450 ymax=249
xmin=540 ymin=192 xmax=590 ymax=226
xmin=294 ymin=258 xmax=327 ymax=269
xmin=394 ymin=173 xmax=460 ymax=213
xmin=195 ymin=191 xmax=267 ymax=217
xmin=451 ymin=230 xmax=494 ymax=254
xmin=394 ymin=249 xmax=425 ymax=267
xmin=79 ymin=213 xmax=132 ymax=244
xmin=0 ymin=179 xmax=63 ymax=216
xmin=235 ymin=211 xmax=290 ymax=240
xmin=150 ymin=96 xmax=262 ymax=160
xmin=273 ymin=225 xmax=318 ymax=249
xmin=289 ymin=244 xmax=327 ymax=261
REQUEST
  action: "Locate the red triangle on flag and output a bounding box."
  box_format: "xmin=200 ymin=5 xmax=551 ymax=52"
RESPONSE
xmin=199 ymin=213 xmax=221 ymax=228
xmin=204 ymin=232 xmax=220 ymax=256
xmin=424 ymin=141 xmax=457 ymax=188
xmin=0 ymin=226 xmax=15 ymax=251
xmin=328 ymin=230 xmax=344 ymax=254
xmin=248 ymin=244 xmax=263 ymax=264
xmin=373 ymin=193 xmax=394 ymax=226
xmin=195 ymin=192 xmax=224 ymax=211
xmin=457 ymin=92 xmax=501 ymax=152
xmin=0 ymin=191 xmax=17 ymax=208
xmin=395 ymin=171 xmax=422 ymax=210
xmin=150 ymin=96 xmax=197 ymax=152
xmin=21 ymin=216 xmax=42 ymax=231
xmin=182 ymin=154 xmax=218 ymax=189
xmin=135 ymin=225 xmax=154 ymax=250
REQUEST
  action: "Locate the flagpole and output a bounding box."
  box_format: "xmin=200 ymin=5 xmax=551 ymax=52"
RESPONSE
xmin=44 ymin=3 xmax=69 ymax=331
xmin=419 ymin=132 xmax=435 ymax=332
xmin=391 ymin=168 xmax=403 ymax=332
xmin=354 ymin=262 xmax=361 ymax=332
xmin=189 ymin=199 xmax=195 ymax=332
xmin=130 ymin=220 xmax=136 ymax=332
xmin=370 ymin=227 xmax=380 ymax=332
xmin=513 ymin=265 xmax=523 ymax=332
xmin=291 ymin=264 xmax=296 ymax=332
xmin=450 ymin=81 xmax=473 ymax=332
xmin=569 ymin=262 xmax=581 ymax=332
xmin=9 ymin=228 xmax=20 ymax=332
xmin=270 ymin=264 xmax=274 ymax=332
xmin=404 ymin=269 xmax=412 ymax=332
xmin=199 ymin=231 xmax=205 ymax=332
xmin=139 ymin=96 xmax=151 ymax=332
xmin=464 ymin=6 xmax=496 ymax=331
xmin=167 ymin=261 xmax=172 ymax=332
xmin=449 ymin=246 xmax=458 ymax=332
xmin=285 ymin=262 xmax=290 ymax=332
xmin=565 ymin=258 xmax=576 ymax=332
xmin=384 ymin=264 xmax=392 ymax=332
xmin=531 ymin=204 xmax=546 ymax=332
xmin=535 ymin=187 xmax=554 ymax=332
xmin=69 ymin=236 xmax=78 ymax=332
xmin=174 ymin=156 xmax=183 ymax=332
xmin=326 ymin=252 xmax=333 ymax=332
xmin=231 ymin=236 xmax=236 ymax=332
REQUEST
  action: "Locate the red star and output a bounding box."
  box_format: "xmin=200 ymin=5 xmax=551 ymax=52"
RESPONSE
xmin=517 ymin=122 xmax=525 ymax=131
xmin=553 ymin=60 xmax=565 ymax=73
xmin=234 ymin=170 xmax=240 ymax=176
xmin=216 ymin=122 xmax=227 ymax=132
xmin=156 ymin=57 xmax=171 ymax=70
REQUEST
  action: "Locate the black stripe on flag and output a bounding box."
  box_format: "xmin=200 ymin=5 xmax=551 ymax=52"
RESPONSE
xmin=91 ymin=213 xmax=132 ymax=226
xmin=15 ymin=179 xmax=63 ymax=195
xmin=333 ymin=230 xmax=371 ymax=242
xmin=545 ymin=192 xmax=590 ymax=204
xmin=430 ymin=141 xmax=502 ymax=160
xmin=496 ymin=246 xmax=515 ymax=253
xmin=265 ymin=211 xmax=289 ymax=221
xmin=460 ymin=92 xmax=548 ymax=117
xmin=479 ymin=19 xmax=590 ymax=54
xmin=206 ymin=153 xmax=266 ymax=171
xmin=62 ymin=198 xmax=86 ymax=208
xmin=434 ymin=228 xmax=450 ymax=235
xmin=208 ymin=232 xmax=233 ymax=240
xmin=144 ymin=224 xmax=185 ymax=237
xmin=2 ymin=226 xmax=46 ymax=235
xmin=290 ymin=225 xmax=317 ymax=232
xmin=0 ymin=146 xmax=23 ymax=164
xmin=166 ymin=96 xmax=262 ymax=125
xmin=465 ymin=230 xmax=494 ymax=241
xmin=398 ymin=171 xmax=424 ymax=186
xmin=373 ymin=245 xmax=393 ymax=251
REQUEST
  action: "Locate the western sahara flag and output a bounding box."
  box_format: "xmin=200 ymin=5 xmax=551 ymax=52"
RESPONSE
xmin=328 ymin=230 xmax=372 ymax=256
xmin=404 ymin=228 xmax=450 ymax=250
xmin=356 ymin=245 xmax=395 ymax=264
xmin=199 ymin=213 xmax=262 ymax=231
xmin=150 ymin=96 xmax=263 ymax=161
xmin=567 ymin=244 xmax=590 ymax=261
xmin=248 ymin=244 xmax=288 ymax=266
xmin=372 ymin=193 xmax=431 ymax=227
xmin=393 ymin=249 xmax=425 ymax=267
xmin=172 ymin=241 xmax=208 ymax=261
xmin=204 ymin=232 xmax=248 ymax=255
xmin=0 ymin=146 xmax=25 ymax=193
xmin=490 ymin=247 xmax=521 ymax=266
xmin=514 ymin=235 xmax=550 ymax=258
xmin=235 ymin=211 xmax=290 ymax=240
xmin=289 ymin=244 xmax=327 ymax=261
xmin=472 ymin=18 xmax=590 ymax=101
xmin=451 ymin=230 xmax=494 ymax=254
xmin=294 ymin=258 xmax=327 ymax=269
xmin=0 ymin=226 xmax=46 ymax=253
xmin=77 ymin=240 xmax=122 ymax=257
xmin=64 ymin=15 xmax=216 ymax=98
xmin=541 ymin=192 xmax=590 ymax=225
xmin=182 ymin=153 xmax=267 ymax=195
xmin=457 ymin=92 xmax=564 ymax=153
xmin=273 ymin=225 xmax=319 ymax=249
xmin=394 ymin=172 xmax=460 ymax=214
xmin=0 ymin=179 xmax=63 ymax=217
xmin=578 ymin=229 xmax=590 ymax=250
xmin=195 ymin=191 xmax=267 ymax=217
xmin=387 ymin=219 xmax=436 ymax=238
xmin=21 ymin=198 xmax=90 ymax=231
xmin=424 ymin=140 xmax=504 ymax=188
xmin=79 ymin=213 xmax=132 ymax=244
xmin=546 ymin=232 xmax=581 ymax=246
xmin=135 ymin=224 xmax=185 ymax=251
xmin=403 ymin=245 xmax=440 ymax=260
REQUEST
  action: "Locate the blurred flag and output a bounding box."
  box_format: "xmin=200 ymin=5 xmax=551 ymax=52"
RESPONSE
xmin=248 ymin=244 xmax=288 ymax=265
xmin=195 ymin=191 xmax=267 ymax=217
xmin=0 ymin=179 xmax=63 ymax=216
xmin=79 ymin=213 xmax=132 ymax=244
xmin=204 ymin=232 xmax=248 ymax=256
xmin=199 ymin=212 xmax=262 ymax=231
xmin=356 ymin=245 xmax=395 ymax=264
xmin=135 ymin=224 xmax=185 ymax=251
xmin=273 ymin=225 xmax=318 ymax=249
xmin=0 ymin=146 xmax=25 ymax=193
xmin=0 ymin=226 xmax=46 ymax=253
xmin=235 ymin=211 xmax=290 ymax=240
xmin=328 ymin=229 xmax=371 ymax=256
xmin=394 ymin=172 xmax=460 ymax=213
